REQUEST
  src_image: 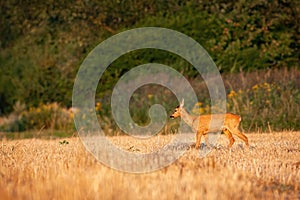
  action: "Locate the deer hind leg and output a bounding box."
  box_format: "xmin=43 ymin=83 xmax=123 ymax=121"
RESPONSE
xmin=195 ymin=131 xmax=203 ymax=149
xmin=223 ymin=128 xmax=235 ymax=149
xmin=231 ymin=128 xmax=249 ymax=147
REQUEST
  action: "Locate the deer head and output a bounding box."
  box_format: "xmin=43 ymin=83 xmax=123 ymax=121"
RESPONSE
xmin=170 ymin=99 xmax=184 ymax=119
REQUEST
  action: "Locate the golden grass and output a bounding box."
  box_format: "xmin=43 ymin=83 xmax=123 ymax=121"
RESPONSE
xmin=1 ymin=131 xmax=299 ymax=200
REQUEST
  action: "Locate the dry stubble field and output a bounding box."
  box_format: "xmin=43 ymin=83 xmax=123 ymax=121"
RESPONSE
xmin=0 ymin=131 xmax=299 ymax=200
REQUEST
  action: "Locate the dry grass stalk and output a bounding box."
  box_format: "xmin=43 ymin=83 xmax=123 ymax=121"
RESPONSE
xmin=0 ymin=131 xmax=299 ymax=199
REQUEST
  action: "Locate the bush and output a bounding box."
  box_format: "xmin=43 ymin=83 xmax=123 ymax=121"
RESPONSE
xmin=0 ymin=103 xmax=74 ymax=132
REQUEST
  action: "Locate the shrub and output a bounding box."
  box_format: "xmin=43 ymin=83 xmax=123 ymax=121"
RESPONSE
xmin=0 ymin=102 xmax=74 ymax=132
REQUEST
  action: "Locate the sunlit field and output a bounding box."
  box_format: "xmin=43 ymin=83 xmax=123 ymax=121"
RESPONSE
xmin=1 ymin=131 xmax=299 ymax=200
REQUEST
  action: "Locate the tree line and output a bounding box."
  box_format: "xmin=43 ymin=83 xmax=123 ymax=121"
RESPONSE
xmin=0 ymin=0 xmax=299 ymax=114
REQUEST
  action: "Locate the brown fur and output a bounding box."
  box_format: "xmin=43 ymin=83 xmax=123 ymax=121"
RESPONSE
xmin=170 ymin=100 xmax=249 ymax=149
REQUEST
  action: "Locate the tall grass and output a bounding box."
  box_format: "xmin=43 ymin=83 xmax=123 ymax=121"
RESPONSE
xmin=0 ymin=68 xmax=298 ymax=135
xmin=223 ymin=67 xmax=300 ymax=131
xmin=97 ymin=67 xmax=299 ymax=134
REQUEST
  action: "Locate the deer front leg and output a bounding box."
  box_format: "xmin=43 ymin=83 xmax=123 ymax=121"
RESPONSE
xmin=223 ymin=129 xmax=235 ymax=149
xmin=203 ymin=133 xmax=212 ymax=148
xmin=195 ymin=131 xmax=203 ymax=149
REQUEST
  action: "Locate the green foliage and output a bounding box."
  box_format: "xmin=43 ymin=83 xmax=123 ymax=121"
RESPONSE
xmin=59 ymin=139 xmax=69 ymax=145
xmin=0 ymin=0 xmax=299 ymax=132
xmin=132 ymin=0 xmax=299 ymax=72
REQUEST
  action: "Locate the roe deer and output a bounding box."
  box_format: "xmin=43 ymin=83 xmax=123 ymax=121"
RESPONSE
xmin=170 ymin=99 xmax=249 ymax=149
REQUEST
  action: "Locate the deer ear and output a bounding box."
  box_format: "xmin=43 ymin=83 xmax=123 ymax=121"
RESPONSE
xmin=180 ymin=99 xmax=184 ymax=107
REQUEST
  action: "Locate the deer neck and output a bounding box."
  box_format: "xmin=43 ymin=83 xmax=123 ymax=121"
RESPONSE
xmin=180 ymin=108 xmax=195 ymax=128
